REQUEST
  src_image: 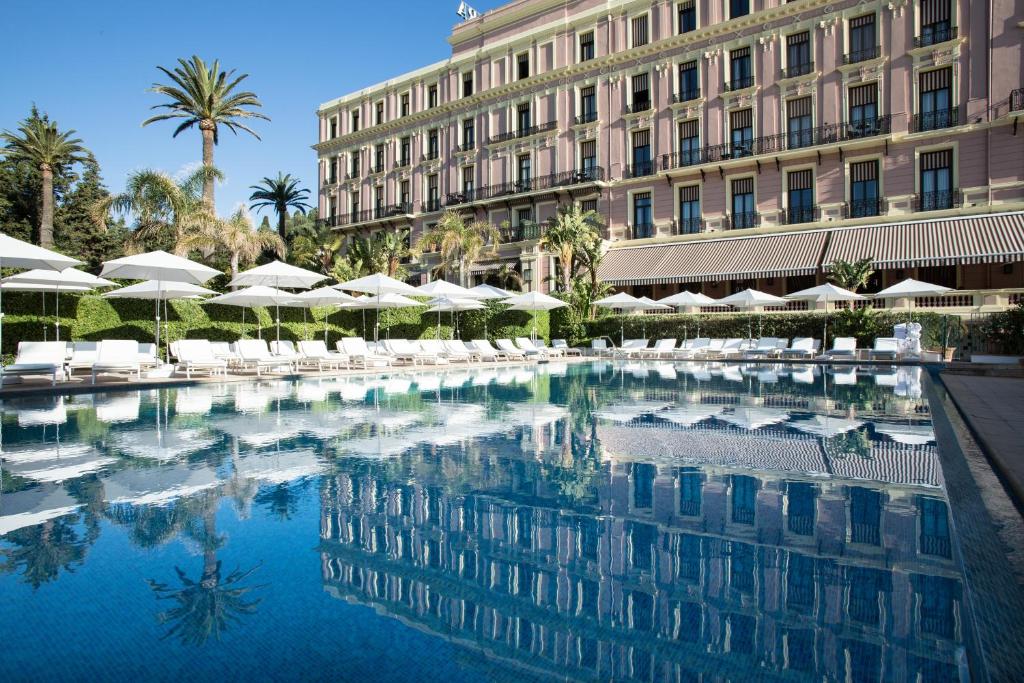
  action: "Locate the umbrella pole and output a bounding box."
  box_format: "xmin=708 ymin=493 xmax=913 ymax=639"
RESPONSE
xmin=324 ymin=310 xmax=329 ymax=345
xmin=55 ymin=285 xmax=62 ymax=342
xmin=42 ymin=293 xmax=47 ymax=341
xmin=164 ymin=298 xmax=170 ymax=363
xmin=242 ymin=307 xmax=246 ymax=339
xmin=154 ymin=283 xmax=161 ymax=361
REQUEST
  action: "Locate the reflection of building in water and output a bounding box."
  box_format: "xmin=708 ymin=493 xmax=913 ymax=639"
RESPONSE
xmin=319 ymin=422 xmax=960 ymax=682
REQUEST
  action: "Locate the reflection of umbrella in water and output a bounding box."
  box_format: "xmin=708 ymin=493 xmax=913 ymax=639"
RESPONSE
xmin=789 ymin=414 xmax=864 ymax=438
xmin=872 ymin=423 xmax=935 ymax=445
xmin=717 ymin=406 xmax=790 ymax=430
xmin=658 ymin=406 xmax=720 ymax=428
xmin=594 ymin=401 xmax=670 ymax=423
xmin=102 ymin=465 xmax=220 ymax=507
xmin=0 ymin=484 xmax=81 ymax=535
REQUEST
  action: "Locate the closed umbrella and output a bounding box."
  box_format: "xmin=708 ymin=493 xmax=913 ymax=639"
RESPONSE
xmin=0 ymin=234 xmax=81 ymax=360
xmin=718 ymin=288 xmax=787 ymax=338
xmin=503 ymin=291 xmax=568 ymax=341
xmin=205 ymin=286 xmax=302 ymax=340
xmin=292 ymin=286 xmax=358 ymax=343
xmin=785 ymin=282 xmax=864 ymax=347
xmin=104 ymin=281 xmax=217 ymax=361
xmin=336 ymin=273 xmax=421 ymax=341
xmin=229 ymin=261 xmax=326 ymax=342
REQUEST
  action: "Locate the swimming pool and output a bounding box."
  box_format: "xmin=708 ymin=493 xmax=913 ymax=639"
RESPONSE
xmin=0 ymin=362 xmax=1004 ymax=680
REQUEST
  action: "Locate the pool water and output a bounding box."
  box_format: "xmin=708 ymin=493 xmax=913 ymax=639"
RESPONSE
xmin=0 ymin=362 xmax=974 ymax=680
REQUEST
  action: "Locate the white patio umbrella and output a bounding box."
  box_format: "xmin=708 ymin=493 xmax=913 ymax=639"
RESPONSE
xmin=0 ymin=234 xmax=81 ymax=360
xmin=292 ymin=286 xmax=358 ymax=343
xmin=100 ymin=251 xmax=220 ymax=358
xmin=358 ymin=293 xmax=422 ymax=340
xmin=205 ymin=286 xmax=301 ymax=340
xmin=104 ymin=281 xmax=217 ymax=361
xmin=425 ymin=296 xmax=485 ymax=339
xmin=464 ymin=283 xmax=517 ymax=339
xmin=635 ymin=296 xmax=672 ymax=339
xmin=785 ymin=282 xmax=865 ymax=347
xmin=657 ymin=290 xmax=728 ymax=339
xmin=229 ymin=261 xmax=327 ymax=342
xmin=503 ymin=291 xmax=568 ymax=341
xmin=875 ymin=278 xmax=953 ymax=322
xmin=416 ymin=279 xmax=474 ymax=298
xmin=594 ymin=292 xmax=642 ymax=344
xmin=336 ymin=273 xmax=422 ymax=340
xmin=718 ymin=288 xmax=788 ymax=338
xmin=2 ymin=268 xmax=115 ymax=341
xmin=0 ymin=282 xmax=92 ymax=342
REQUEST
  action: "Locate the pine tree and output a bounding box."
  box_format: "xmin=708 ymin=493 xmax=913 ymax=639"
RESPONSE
xmin=55 ymin=159 xmax=128 ymax=271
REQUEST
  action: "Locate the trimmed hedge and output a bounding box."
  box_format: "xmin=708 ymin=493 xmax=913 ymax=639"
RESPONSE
xmin=0 ymin=293 xmax=550 ymax=360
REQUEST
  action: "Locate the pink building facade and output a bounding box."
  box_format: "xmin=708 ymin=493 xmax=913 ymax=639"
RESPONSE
xmin=315 ymin=0 xmax=1024 ymax=298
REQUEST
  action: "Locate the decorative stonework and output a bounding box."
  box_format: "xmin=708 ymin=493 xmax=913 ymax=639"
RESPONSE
xmin=818 ymin=16 xmax=839 ymax=36
xmin=887 ymin=0 xmax=908 ymax=18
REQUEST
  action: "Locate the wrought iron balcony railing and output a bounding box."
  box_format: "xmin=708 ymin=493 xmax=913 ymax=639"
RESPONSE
xmin=500 ymin=221 xmax=546 ymax=243
xmin=675 ymin=216 xmax=703 ymax=235
xmin=488 ymin=120 xmax=557 ymax=144
xmin=371 ymin=163 xmax=384 ymax=174
xmin=394 ymin=157 xmax=411 ymax=169
xmin=843 ymin=45 xmax=880 ymax=64
xmin=420 ymin=198 xmax=442 ymax=213
xmin=726 ymin=211 xmax=760 ymax=230
xmin=631 ymin=222 xmax=655 ymax=239
xmin=724 ymin=76 xmax=755 ymax=92
xmin=421 ymin=150 xmax=439 ymax=162
xmin=910 ymin=107 xmax=960 ymax=132
xmin=457 ymin=141 xmax=475 ymax=152
xmin=914 ymin=25 xmax=957 ymax=48
xmin=624 ymin=99 xmax=652 ymax=114
xmin=575 ymin=111 xmax=598 ymax=125
xmin=780 ymin=62 xmax=814 ymax=79
xmin=672 ymin=89 xmax=702 ymax=104
xmin=843 ymin=197 xmax=887 ymax=218
xmin=624 ymin=160 xmax=655 ymax=178
xmin=914 ymin=189 xmax=962 ymax=212
xmin=783 ymin=206 xmax=821 ymax=225
xmin=443 ymin=166 xmax=605 ymax=207
xmin=1012 ymin=88 xmax=1024 ymax=112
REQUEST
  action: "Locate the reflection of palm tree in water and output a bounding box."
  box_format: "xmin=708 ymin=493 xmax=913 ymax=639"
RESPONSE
xmin=0 ymin=517 xmax=90 ymax=589
xmin=147 ymin=492 xmax=264 ymax=646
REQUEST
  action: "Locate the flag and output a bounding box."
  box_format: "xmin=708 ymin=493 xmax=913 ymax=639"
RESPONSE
xmin=457 ymin=1 xmax=479 ymax=19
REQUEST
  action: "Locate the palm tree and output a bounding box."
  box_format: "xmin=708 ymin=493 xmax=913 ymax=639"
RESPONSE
xmin=492 ymin=263 xmax=524 ymax=291
xmin=376 ymin=230 xmax=411 ymax=278
xmin=143 ymin=56 xmax=269 ymax=209
xmin=416 ymin=210 xmax=500 ymax=285
xmin=346 ymin=234 xmax=386 ymax=275
xmin=1 ymin=113 xmax=90 ymax=248
xmin=179 ymin=207 xmax=284 ymax=279
xmin=248 ymin=173 xmax=312 ymax=240
xmin=829 ymin=257 xmax=875 ymax=292
xmin=540 ymin=203 xmax=596 ymax=293
xmin=289 ymin=221 xmax=344 ymax=275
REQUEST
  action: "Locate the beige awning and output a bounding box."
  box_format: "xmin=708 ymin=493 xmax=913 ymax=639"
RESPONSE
xmin=598 ymin=230 xmax=827 ymax=285
xmin=823 ymin=211 xmax=1024 ymax=271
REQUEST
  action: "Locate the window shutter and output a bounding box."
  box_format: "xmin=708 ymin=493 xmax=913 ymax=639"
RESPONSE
xmin=850 ymin=160 xmax=878 ymax=181
xmin=788 ymin=169 xmax=813 ymax=190
xmin=581 ymin=85 xmax=595 ymax=99
xmin=730 ymin=108 xmax=753 ymax=129
xmin=632 ymin=73 xmax=649 ymax=94
xmin=919 ymin=67 xmax=952 ymax=92
xmin=849 ymin=83 xmax=877 ymax=106
xmin=787 ymin=31 xmax=809 ymax=46
xmin=732 ymin=177 xmax=754 ymax=194
xmin=635 ymin=191 xmax=651 ymax=202
xmin=850 ymin=13 xmax=874 ymax=28
xmin=679 ymin=60 xmax=697 ymax=73
xmin=731 ymin=46 xmax=750 ymax=60
xmin=632 ymin=15 xmax=649 ymax=45
xmin=787 ymin=97 xmax=812 ymax=118
xmin=678 ymin=119 xmax=699 ymax=139
xmin=679 ymin=185 xmax=700 ymax=202
xmin=580 ymin=140 xmax=596 ymax=158
xmin=920 ymin=0 xmax=950 ymax=25
xmin=921 ymin=149 xmax=952 ymax=170
xmin=632 ymin=129 xmax=651 ymax=147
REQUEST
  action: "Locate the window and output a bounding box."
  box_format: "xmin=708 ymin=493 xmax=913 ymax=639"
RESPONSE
xmin=374 ymin=185 xmax=384 ymax=217
xmin=678 ymin=185 xmax=701 ymax=234
xmin=579 ymin=31 xmax=595 ymax=61
xmin=462 ymin=118 xmax=475 ymax=149
xmin=517 ymin=154 xmax=532 ymax=189
xmin=919 ymin=149 xmax=954 ymax=210
xmin=579 ymin=85 xmax=597 ymax=123
xmin=633 ymin=464 xmax=656 ymax=509
xmin=917 ymin=68 xmax=954 ymax=131
xmin=728 ymin=47 xmax=752 ymax=90
xmin=349 ymin=191 xmax=360 ymax=220
xmin=678 ymin=469 xmax=702 ymax=516
xmin=428 ymin=84 xmax=438 ymax=109
xmin=462 ymin=71 xmax=474 ymax=97
xmin=848 ymin=14 xmax=877 ymax=62
xmin=399 ymin=136 xmax=411 ymax=166
xmin=631 ymin=73 xmax=651 ymax=111
xmin=462 ymin=165 xmax=475 ymax=195
xmin=787 ymin=483 xmax=817 ymax=536
xmin=516 ymin=207 xmax=533 ymax=226
xmin=375 ymin=101 xmax=385 ymax=125
xmin=516 ymin=52 xmax=529 ymax=80
xmin=730 ymin=108 xmax=753 ymax=158
xmin=678 ymin=119 xmax=700 ymax=167
xmin=787 ymin=97 xmax=813 ymax=149
xmin=329 ymin=117 xmax=338 ymax=138
xmin=730 ymin=0 xmax=749 ymax=19
xmin=631 ymin=129 xmax=652 ymax=177
xmin=426 ymin=174 xmax=439 ymax=211
xmin=328 ymin=158 xmax=338 ymax=183
xmin=849 ymin=160 xmax=881 ymax=217
xmin=400 ymin=93 xmax=410 ymax=117
xmin=786 ymin=553 xmax=816 ymax=612
xmin=919 ymin=497 xmax=951 ymax=557
xmin=580 ymin=198 xmax=598 ymax=213
xmin=787 ymin=171 xmax=815 ymax=224
xmin=850 ymin=487 xmax=881 ymax=545
xmin=631 ymin=14 xmax=649 ymax=48
xmin=399 ymin=179 xmax=410 ymax=207
xmin=730 ymin=177 xmax=756 ymax=228
xmin=427 ymin=129 xmax=439 ymax=160
xmin=677 ymin=1 xmax=696 ymax=33
xmin=785 ymin=32 xmax=812 ymax=77
xmin=350 ymin=152 xmax=360 ymax=177
xmin=374 ymin=143 xmax=385 ymax=172
xmin=677 ymin=61 xmax=699 ymax=101
xmin=579 ymin=140 xmax=597 ymax=178
xmin=632 ymin=192 xmax=653 ymax=238
xmin=517 ymin=102 xmax=531 ymax=133
xmin=351 ymin=109 xmax=360 ymax=132
xmin=918 ymin=0 xmax=953 ymax=46
xmin=731 ymin=475 xmax=757 ymax=524
xmin=849 ymin=83 xmax=880 ymax=134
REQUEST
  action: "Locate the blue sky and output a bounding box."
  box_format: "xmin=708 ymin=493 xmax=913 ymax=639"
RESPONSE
xmin=1 ymin=0 xmax=502 ymax=221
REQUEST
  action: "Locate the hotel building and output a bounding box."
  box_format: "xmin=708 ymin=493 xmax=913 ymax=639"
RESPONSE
xmin=314 ymin=0 xmax=1024 ymax=303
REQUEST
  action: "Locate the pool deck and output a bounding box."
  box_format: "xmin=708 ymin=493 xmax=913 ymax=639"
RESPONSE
xmin=942 ymin=370 xmax=1024 ymax=511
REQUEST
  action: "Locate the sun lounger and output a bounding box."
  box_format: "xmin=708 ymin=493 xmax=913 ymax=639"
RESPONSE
xmin=384 ymin=339 xmax=444 ymax=365
xmin=270 ymin=340 xmax=304 ymax=365
xmin=473 ymin=339 xmax=523 ymax=361
xmin=234 ymin=339 xmax=294 ymax=376
xmin=822 ymin=337 xmax=858 ymax=360
xmin=338 ymin=337 xmax=391 ymax=367
xmin=3 ymin=341 xmax=68 ymax=385
xmin=529 ymin=339 xmax=565 ymax=358
xmin=297 ymin=340 xmax=349 ymax=371
xmin=65 ymin=341 xmax=99 ymax=375
xmin=174 ymin=339 xmax=228 ymax=379
xmin=717 ymin=338 xmax=748 ymax=358
xmin=138 ymin=342 xmax=160 ymax=368
xmin=867 ymin=337 xmax=900 ymax=361
xmin=209 ymin=341 xmax=239 ymax=365
xmin=498 ymin=338 xmax=540 ymax=358
xmin=551 ymin=339 xmax=583 ymax=357
xmin=672 ymin=338 xmax=710 ymax=359
xmin=781 ymin=338 xmax=820 ymax=360
xmin=421 ymin=338 xmax=470 ymax=362
xmin=638 ymin=338 xmax=677 ymax=358
xmin=612 ymin=339 xmax=649 ymax=358
xmin=446 ymin=339 xmax=491 ymax=362
xmin=515 ymin=337 xmax=556 ymax=358
xmin=591 ymin=339 xmax=613 ymax=357
xmin=743 ymin=338 xmax=784 ymax=359
xmin=91 ymin=340 xmax=142 ymax=384
xmin=694 ymin=339 xmax=727 ymax=359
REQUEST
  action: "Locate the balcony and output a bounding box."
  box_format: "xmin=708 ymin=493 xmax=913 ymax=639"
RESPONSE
xmin=631 ymin=223 xmax=655 ymax=239
xmin=843 ymin=45 xmax=880 ymax=64
xmin=420 ymin=198 xmax=442 ymax=213
xmin=672 ymin=89 xmax=701 ymax=104
xmin=780 ymin=62 xmax=814 ymax=79
xmin=843 ymin=197 xmax=886 ymax=218
xmin=658 ymin=117 xmax=892 ymax=171
xmin=323 ymin=176 xmax=337 ymax=187
xmin=488 ymin=120 xmax=557 ymax=145
xmin=421 ymin=150 xmax=439 ymax=162
xmin=914 ymin=25 xmax=957 ymax=48
xmin=726 ymin=212 xmax=760 ymax=230
xmin=443 ymin=166 xmax=605 ymax=207
xmin=624 ymin=160 xmax=655 ymax=178
xmin=371 ymin=163 xmax=384 ymax=174
xmin=1012 ymin=88 xmax=1024 ymax=112
xmin=575 ymin=111 xmax=598 ymax=125
xmin=395 ymin=157 xmax=411 ymax=169
xmin=345 ymin=171 xmax=360 ymax=181
xmin=724 ymin=76 xmax=755 ymax=92
xmin=910 ymin=107 xmax=960 ymax=132
xmin=783 ymin=206 xmax=820 ymax=225
xmin=913 ymin=190 xmax=962 ymax=212
xmin=675 ymin=217 xmax=703 ymax=235
xmin=457 ymin=141 xmax=476 ymax=153
xmin=624 ymin=99 xmax=652 ymax=115
xmin=500 ymin=221 xmax=546 ymax=243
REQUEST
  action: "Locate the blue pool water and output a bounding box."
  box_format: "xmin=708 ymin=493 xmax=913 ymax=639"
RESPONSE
xmin=0 ymin=362 xmax=983 ymax=680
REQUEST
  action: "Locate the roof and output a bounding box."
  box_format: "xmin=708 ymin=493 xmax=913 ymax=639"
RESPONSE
xmin=822 ymin=211 xmax=1024 ymax=271
xmin=598 ymin=230 xmax=827 ymax=285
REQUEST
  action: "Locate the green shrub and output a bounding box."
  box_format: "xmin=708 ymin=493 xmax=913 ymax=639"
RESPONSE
xmin=980 ymin=303 xmax=1024 ymax=355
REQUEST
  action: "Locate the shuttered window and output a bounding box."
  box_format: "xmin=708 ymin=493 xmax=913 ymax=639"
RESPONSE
xmin=631 ymin=15 xmax=649 ymax=47
xmin=581 ymin=85 xmax=595 ymax=100
xmin=787 ymin=97 xmax=812 ymax=118
xmin=679 ymin=185 xmax=700 ymax=201
xmin=731 ymin=46 xmax=750 ymax=60
xmin=730 ymin=108 xmax=753 ymax=129
xmin=787 ymin=32 xmax=809 ymax=46
xmin=849 ymin=84 xmax=877 ymax=106
xmin=580 ymin=199 xmax=598 ymax=213
xmin=632 ymin=73 xmax=649 ymax=99
xmin=678 ymin=120 xmax=699 ymax=139
xmin=850 ymin=160 xmax=878 ymax=181
xmin=920 ymin=0 xmax=950 ymax=25
xmin=788 ymin=169 xmax=813 ymax=190
xmin=580 ymin=140 xmax=596 ymax=159
xmin=632 ymin=130 xmax=651 ymax=148
xmin=921 ymin=149 xmax=952 ymax=170
xmin=850 ymin=14 xmax=874 ymax=28
xmin=732 ymin=177 xmax=754 ymax=194
xmin=920 ymin=68 xmax=952 ymax=92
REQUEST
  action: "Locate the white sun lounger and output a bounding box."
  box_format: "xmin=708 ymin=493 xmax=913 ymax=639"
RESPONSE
xmin=385 ymin=339 xmax=444 ymax=365
xmin=822 ymin=337 xmax=858 ymax=359
xmin=91 ymin=340 xmax=142 ymax=384
xmin=638 ymin=338 xmax=677 ymax=358
xmin=672 ymin=338 xmax=711 ymax=359
xmin=66 ymin=341 xmax=99 ymax=375
xmin=612 ymin=339 xmax=649 ymax=358
xmin=591 ymin=339 xmax=613 ymax=357
xmin=338 ymin=337 xmax=391 ymax=367
xmin=528 ymin=339 xmax=565 ymax=358
xmin=552 ymin=339 xmax=583 ymax=356
xmin=867 ymin=337 xmax=901 ymax=361
xmin=297 ymin=340 xmax=349 ymax=371
xmin=498 ymin=338 xmax=539 ymax=358
xmin=743 ymin=338 xmax=784 ymax=359
xmin=421 ymin=338 xmax=470 ymax=362
xmin=781 ymin=338 xmax=820 ymax=359
xmin=472 ymin=339 xmax=523 ymax=361
xmin=446 ymin=339 xmax=491 ymax=362
xmin=235 ymin=339 xmax=294 ymax=376
xmin=174 ymin=339 xmax=228 ymax=379
xmin=3 ymin=342 xmax=68 ymax=385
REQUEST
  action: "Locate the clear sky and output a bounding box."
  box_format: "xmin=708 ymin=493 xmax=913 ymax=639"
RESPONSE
xmin=0 ymin=0 xmax=503 ymax=221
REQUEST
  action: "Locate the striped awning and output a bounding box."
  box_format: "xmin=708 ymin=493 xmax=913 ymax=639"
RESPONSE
xmin=823 ymin=212 xmax=1024 ymax=271
xmin=599 ymin=230 xmax=827 ymax=285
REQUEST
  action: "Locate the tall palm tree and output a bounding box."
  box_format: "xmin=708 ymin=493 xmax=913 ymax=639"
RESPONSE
xmin=143 ymin=56 xmax=269 ymax=209
xmin=179 ymin=207 xmax=284 ymax=279
xmin=1 ymin=114 xmax=90 ymax=248
xmin=376 ymin=229 xmax=411 ymax=278
xmin=248 ymin=173 xmax=312 ymax=240
xmin=829 ymin=257 xmax=875 ymax=292
xmin=346 ymin=234 xmax=386 ymax=275
xmin=289 ymin=222 xmax=344 ymax=275
xmin=416 ymin=209 xmax=500 ymax=285
xmin=539 ymin=203 xmax=602 ymax=293
xmin=492 ymin=263 xmax=524 ymax=291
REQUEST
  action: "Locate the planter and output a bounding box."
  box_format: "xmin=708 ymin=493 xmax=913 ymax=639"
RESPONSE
xmin=943 ymin=347 xmax=956 ymax=362
xmin=145 ymin=364 xmax=175 ymax=379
